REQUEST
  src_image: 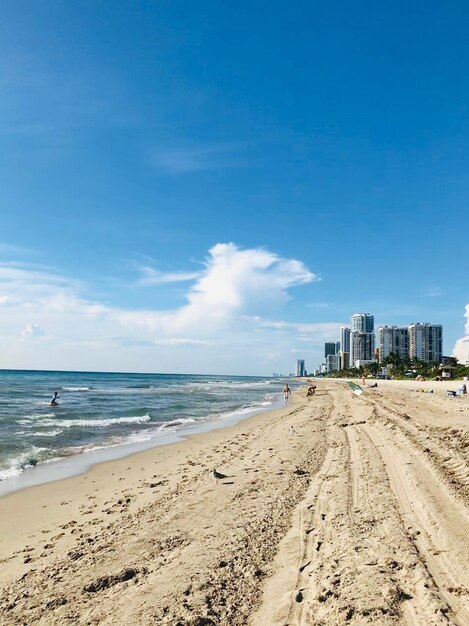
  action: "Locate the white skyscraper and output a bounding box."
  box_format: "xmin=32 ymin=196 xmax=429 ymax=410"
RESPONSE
xmin=408 ymin=323 xmax=443 ymax=363
xmin=351 ymin=313 xmax=374 ymax=333
xmin=340 ymin=327 xmax=351 ymax=353
xmin=350 ymin=314 xmax=375 ymax=365
xmin=378 ymin=326 xmax=409 ymax=361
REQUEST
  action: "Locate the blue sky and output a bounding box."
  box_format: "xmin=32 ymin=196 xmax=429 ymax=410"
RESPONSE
xmin=0 ymin=1 xmax=468 ymax=374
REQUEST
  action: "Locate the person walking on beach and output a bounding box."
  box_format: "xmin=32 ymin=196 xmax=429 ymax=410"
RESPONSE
xmin=283 ymin=384 xmax=292 ymax=405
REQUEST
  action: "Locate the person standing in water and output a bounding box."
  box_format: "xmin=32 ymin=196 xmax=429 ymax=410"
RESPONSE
xmin=283 ymin=384 xmax=292 ymax=405
xmin=50 ymin=391 xmax=59 ymax=406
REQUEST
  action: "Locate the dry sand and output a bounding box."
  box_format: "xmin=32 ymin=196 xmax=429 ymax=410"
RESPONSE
xmin=0 ymin=379 xmax=468 ymax=625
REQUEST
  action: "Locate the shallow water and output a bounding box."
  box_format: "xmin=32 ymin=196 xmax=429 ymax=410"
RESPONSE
xmin=0 ymin=370 xmax=287 ymax=482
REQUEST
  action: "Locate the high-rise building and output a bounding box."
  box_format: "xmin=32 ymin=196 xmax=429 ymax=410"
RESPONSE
xmin=350 ymin=314 xmax=375 ymax=365
xmin=326 ymin=354 xmax=339 ymax=373
xmin=351 ymin=332 xmax=375 ymax=364
xmin=324 ymin=342 xmax=339 ymax=358
xmin=340 ymin=327 xmax=351 ymax=353
xmin=378 ymin=326 xmax=409 ymax=361
xmin=351 ymin=313 xmax=374 ymax=333
xmin=408 ymin=323 xmax=443 ymax=363
xmin=295 ymin=359 xmax=306 ymax=377
xmin=339 ymin=351 xmax=350 ymax=370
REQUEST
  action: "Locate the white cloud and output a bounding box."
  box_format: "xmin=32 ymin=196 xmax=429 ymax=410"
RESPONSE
xmin=152 ymin=143 xmax=246 ymax=173
xmin=154 ymin=338 xmax=210 ymax=346
xmin=423 ymin=286 xmax=444 ymax=297
xmin=0 ymin=243 xmax=33 ymax=257
xmin=118 ymin=243 xmax=317 ymax=335
xmin=453 ymin=304 xmax=469 ymax=365
xmin=307 ymin=302 xmax=330 ymax=309
xmin=0 ymin=244 xmax=321 ymax=373
xmin=20 ymin=323 xmax=44 ymax=341
xmin=137 ymin=265 xmax=201 ymax=285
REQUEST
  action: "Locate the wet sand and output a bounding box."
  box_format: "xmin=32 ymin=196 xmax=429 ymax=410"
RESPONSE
xmin=0 ymin=379 xmax=468 ymax=625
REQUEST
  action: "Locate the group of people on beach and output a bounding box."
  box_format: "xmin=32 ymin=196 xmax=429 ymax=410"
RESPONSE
xmin=283 ymin=382 xmax=317 ymax=405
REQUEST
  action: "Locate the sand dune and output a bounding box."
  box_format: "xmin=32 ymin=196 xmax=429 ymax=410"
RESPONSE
xmin=0 ymin=380 xmax=468 ymax=625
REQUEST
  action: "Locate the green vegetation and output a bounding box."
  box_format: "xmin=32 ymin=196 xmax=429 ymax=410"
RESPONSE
xmin=330 ymin=353 xmax=469 ymax=381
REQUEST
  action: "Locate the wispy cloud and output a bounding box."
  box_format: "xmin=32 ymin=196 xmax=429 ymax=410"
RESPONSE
xmin=152 ymin=142 xmax=248 ymax=173
xmin=154 ymin=338 xmax=210 ymax=346
xmin=306 ymin=302 xmax=331 ymax=309
xmin=422 ymin=286 xmax=444 ymax=297
xmin=247 ymin=316 xmax=343 ymax=342
xmin=0 ymin=243 xmax=34 ymax=257
xmin=136 ymin=265 xmax=201 ymax=286
xmin=19 ymin=323 xmax=44 ymax=343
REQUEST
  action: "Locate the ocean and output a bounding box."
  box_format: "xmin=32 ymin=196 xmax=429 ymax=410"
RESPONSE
xmin=0 ymin=370 xmax=287 ymax=486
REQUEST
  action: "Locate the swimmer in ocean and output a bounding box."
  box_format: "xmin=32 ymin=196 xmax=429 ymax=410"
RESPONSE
xmin=50 ymin=391 xmax=59 ymax=406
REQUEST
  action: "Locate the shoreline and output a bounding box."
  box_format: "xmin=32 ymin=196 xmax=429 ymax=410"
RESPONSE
xmin=0 ymin=389 xmax=306 ymax=594
xmin=0 ymin=392 xmax=285 ymax=498
xmin=0 ymin=378 xmax=462 ymax=499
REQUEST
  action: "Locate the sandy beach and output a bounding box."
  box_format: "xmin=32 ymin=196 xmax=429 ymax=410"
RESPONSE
xmin=0 ymin=379 xmax=468 ymax=625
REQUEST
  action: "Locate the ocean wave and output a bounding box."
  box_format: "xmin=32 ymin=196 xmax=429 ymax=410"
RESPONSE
xmin=62 ymin=387 xmax=90 ymax=391
xmin=159 ymin=417 xmax=197 ymax=429
xmin=0 ymin=447 xmax=51 ymax=481
xmin=37 ymin=414 xmax=152 ymax=429
xmin=32 ymin=429 xmax=64 ymax=437
xmin=0 ymin=466 xmax=23 ymax=480
xmin=24 ymin=413 xmax=56 ymax=419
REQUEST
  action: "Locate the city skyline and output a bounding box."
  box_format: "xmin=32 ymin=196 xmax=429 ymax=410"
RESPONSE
xmin=314 ymin=314 xmax=447 ymax=374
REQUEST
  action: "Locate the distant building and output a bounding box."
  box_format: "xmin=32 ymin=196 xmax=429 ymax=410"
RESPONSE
xmin=355 ymin=359 xmax=376 ymax=368
xmin=351 ymin=331 xmax=375 ymax=363
xmin=325 ymin=342 xmax=340 ymax=358
xmin=350 ymin=314 xmax=375 ymax=364
xmin=326 ymin=354 xmax=339 ymax=373
xmin=378 ymin=326 xmax=409 ymax=361
xmin=408 ymin=323 xmax=443 ymax=363
xmin=340 ymin=327 xmax=351 ymax=353
xmin=295 ymin=359 xmax=306 ymax=377
xmin=339 ymin=351 xmax=350 ymax=370
xmin=351 ymin=313 xmax=374 ymax=333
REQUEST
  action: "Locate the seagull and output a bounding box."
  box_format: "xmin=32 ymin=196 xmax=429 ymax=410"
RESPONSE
xmin=212 ymin=468 xmax=227 ymax=483
xmin=289 ymin=425 xmax=296 ymax=435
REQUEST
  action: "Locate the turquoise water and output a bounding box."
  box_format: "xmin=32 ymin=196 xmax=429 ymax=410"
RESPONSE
xmin=0 ymin=370 xmax=285 ymax=482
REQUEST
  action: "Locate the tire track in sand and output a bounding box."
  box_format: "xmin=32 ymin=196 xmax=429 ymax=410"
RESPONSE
xmin=253 ymin=385 xmax=463 ymax=626
xmin=364 ymin=420 xmax=469 ymax=625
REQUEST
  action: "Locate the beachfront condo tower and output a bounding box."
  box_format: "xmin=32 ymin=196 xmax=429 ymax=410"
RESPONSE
xmin=378 ymin=326 xmax=409 ymax=361
xmin=350 ymin=314 xmax=375 ymax=366
xmin=326 ymin=354 xmax=339 ymax=373
xmin=351 ymin=313 xmax=374 ymax=333
xmin=408 ymin=323 xmax=443 ymax=363
xmin=340 ymin=327 xmax=351 ymax=353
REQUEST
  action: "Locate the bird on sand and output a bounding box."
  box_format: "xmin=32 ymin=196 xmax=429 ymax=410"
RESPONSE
xmin=212 ymin=468 xmax=227 ymax=483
